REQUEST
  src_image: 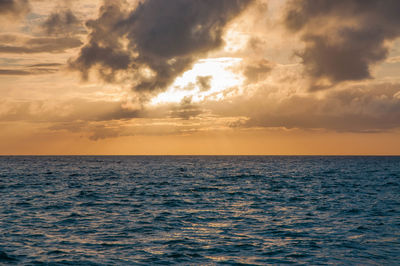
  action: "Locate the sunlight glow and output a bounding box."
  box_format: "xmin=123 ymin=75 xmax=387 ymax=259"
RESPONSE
xmin=150 ymin=57 xmax=243 ymax=105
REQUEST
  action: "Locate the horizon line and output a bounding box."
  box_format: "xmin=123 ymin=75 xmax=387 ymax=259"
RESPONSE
xmin=1 ymin=154 xmax=399 ymax=157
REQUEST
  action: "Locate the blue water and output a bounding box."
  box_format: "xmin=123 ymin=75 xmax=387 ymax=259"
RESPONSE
xmin=0 ymin=156 xmax=399 ymax=265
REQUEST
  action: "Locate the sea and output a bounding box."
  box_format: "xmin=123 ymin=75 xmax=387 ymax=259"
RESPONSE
xmin=0 ymin=156 xmax=399 ymax=265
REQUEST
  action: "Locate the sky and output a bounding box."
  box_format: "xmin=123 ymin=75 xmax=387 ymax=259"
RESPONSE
xmin=1 ymin=0 xmax=400 ymax=155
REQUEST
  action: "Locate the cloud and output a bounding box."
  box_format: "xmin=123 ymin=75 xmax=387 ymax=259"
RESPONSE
xmin=70 ymin=0 xmax=254 ymax=95
xmin=41 ymin=9 xmax=83 ymax=36
xmin=28 ymin=63 xmax=63 ymax=67
xmin=387 ymin=56 xmax=400 ymax=64
xmin=0 ymin=99 xmax=142 ymax=123
xmin=242 ymin=59 xmax=273 ymax=84
xmin=169 ymin=96 xmax=203 ymax=120
xmin=0 ymin=69 xmax=31 ymax=75
xmin=87 ymin=124 xmax=121 ymax=140
xmin=0 ymin=67 xmax=58 ymax=75
xmin=0 ymin=0 xmax=30 ymax=18
xmin=0 ymin=98 xmax=150 ymax=141
xmin=0 ymin=62 xmax=62 ymax=75
xmin=196 ymin=76 xmax=212 ymax=91
xmin=0 ymin=34 xmax=82 ymax=53
xmin=284 ymin=0 xmax=400 ymax=89
xmin=215 ymin=82 xmax=400 ymax=132
xmin=48 ymin=121 xmax=123 ymax=141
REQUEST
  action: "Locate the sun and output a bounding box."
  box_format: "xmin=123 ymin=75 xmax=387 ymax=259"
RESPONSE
xmin=150 ymin=57 xmax=244 ymax=105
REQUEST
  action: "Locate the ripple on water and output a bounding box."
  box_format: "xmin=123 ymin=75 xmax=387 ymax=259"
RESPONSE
xmin=0 ymin=156 xmax=399 ymax=265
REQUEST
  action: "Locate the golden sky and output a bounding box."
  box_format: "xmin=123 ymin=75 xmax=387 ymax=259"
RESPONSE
xmin=1 ymin=0 xmax=400 ymax=155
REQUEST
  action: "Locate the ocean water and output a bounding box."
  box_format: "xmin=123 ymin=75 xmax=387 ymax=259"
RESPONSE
xmin=0 ymin=156 xmax=399 ymax=265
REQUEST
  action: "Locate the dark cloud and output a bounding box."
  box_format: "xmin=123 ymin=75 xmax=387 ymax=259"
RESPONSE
xmin=70 ymin=0 xmax=254 ymax=94
xmin=41 ymin=9 xmax=82 ymax=36
xmin=169 ymin=96 xmax=203 ymax=120
xmin=28 ymin=63 xmax=62 ymax=67
xmin=284 ymin=0 xmax=400 ymax=89
xmin=68 ymin=1 xmax=132 ymax=81
xmin=196 ymin=76 xmax=212 ymax=91
xmin=0 ymin=0 xmax=30 ymax=18
xmin=0 ymin=67 xmax=58 ymax=75
xmin=0 ymin=35 xmax=82 ymax=53
xmin=243 ymin=59 xmax=272 ymax=84
xmin=87 ymin=125 xmax=121 ymax=141
xmin=0 ymin=63 xmax=62 ymax=75
xmin=0 ymin=69 xmax=30 ymax=75
xmin=247 ymin=37 xmax=266 ymax=51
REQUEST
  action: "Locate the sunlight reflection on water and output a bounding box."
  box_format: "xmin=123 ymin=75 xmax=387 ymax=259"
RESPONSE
xmin=0 ymin=156 xmax=399 ymax=264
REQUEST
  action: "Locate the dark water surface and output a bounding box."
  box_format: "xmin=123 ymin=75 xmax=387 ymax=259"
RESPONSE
xmin=0 ymin=156 xmax=399 ymax=265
